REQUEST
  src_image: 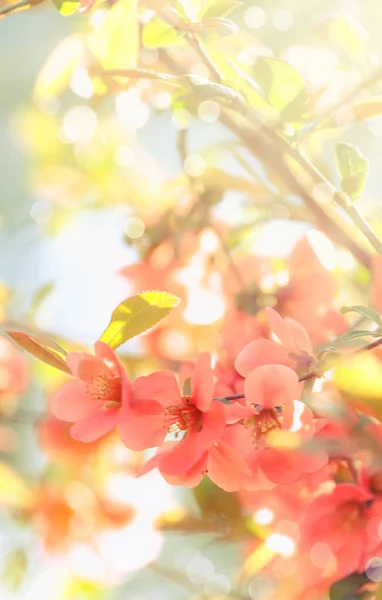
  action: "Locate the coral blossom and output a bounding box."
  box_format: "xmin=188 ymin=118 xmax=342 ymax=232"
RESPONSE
xmin=50 ymin=340 xmax=166 ymax=449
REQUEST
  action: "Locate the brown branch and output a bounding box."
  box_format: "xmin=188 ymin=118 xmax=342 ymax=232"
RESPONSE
xmin=0 ymin=0 xmax=44 ymax=16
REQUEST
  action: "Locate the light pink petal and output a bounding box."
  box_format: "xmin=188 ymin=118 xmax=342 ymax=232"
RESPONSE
xmin=208 ymin=441 xmax=251 ymax=492
xmin=68 ymin=354 xmax=108 ymax=381
xmin=225 ymin=402 xmax=253 ymax=423
xmin=191 ymin=353 xmax=214 ymax=412
xmin=265 ymin=307 xmax=289 ymax=344
xmin=259 ymin=448 xmax=306 ymax=484
xmin=372 ymin=255 xmax=382 ymax=313
xmin=94 ymin=341 xmax=120 ymax=376
xmin=162 ymin=452 xmax=208 ymax=488
xmin=244 ymin=364 xmax=299 ymax=409
xmin=132 ymin=370 xmax=181 ymax=407
xmin=235 ymin=339 xmax=292 ymax=377
xmin=158 ymin=401 xmax=226 ymax=476
xmin=137 ymin=441 xmax=177 ymax=477
xmin=70 ymin=407 xmax=119 ymax=442
xmin=281 ymin=400 xmax=315 ymax=437
xmin=284 ymin=317 xmax=313 ymax=354
xmin=118 ymin=400 xmax=165 ymax=451
xmin=50 ymin=381 xmax=101 ymax=422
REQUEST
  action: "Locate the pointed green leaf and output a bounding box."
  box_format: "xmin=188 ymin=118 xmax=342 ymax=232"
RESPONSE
xmin=202 ymin=0 xmax=242 ymax=19
xmin=340 ymin=305 xmax=381 ymax=327
xmin=88 ymin=0 xmax=139 ymax=70
xmin=339 ymin=329 xmax=381 ymax=341
xmin=335 ymin=142 xmax=369 ymax=200
xmin=142 ymin=16 xmax=181 ymax=48
xmin=251 ymin=57 xmax=308 ymax=124
xmin=100 ymin=291 xmax=180 ymax=349
xmin=52 ymin=0 xmax=79 ymax=15
xmin=2 ymin=324 xmax=71 ymax=374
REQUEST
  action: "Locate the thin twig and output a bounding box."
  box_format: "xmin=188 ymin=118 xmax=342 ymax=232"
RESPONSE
xmin=0 ymin=0 xmax=43 ymax=16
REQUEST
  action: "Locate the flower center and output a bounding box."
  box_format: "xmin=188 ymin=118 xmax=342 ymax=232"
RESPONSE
xmin=86 ymin=374 xmax=122 ymax=407
xmin=335 ymin=501 xmax=363 ymax=532
xmin=165 ymin=396 xmax=202 ymax=435
xmin=246 ymin=406 xmax=281 ymax=442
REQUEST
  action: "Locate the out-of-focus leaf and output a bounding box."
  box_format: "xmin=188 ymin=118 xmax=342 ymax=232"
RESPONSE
xmin=377 ymin=582 xmax=382 ymax=600
xmin=338 ymin=329 xmax=381 ymax=340
xmin=193 ymin=477 xmax=242 ymax=520
xmin=0 ymin=463 xmax=33 ymax=509
xmin=334 ymin=353 xmax=382 ymax=419
xmin=335 ymin=142 xmax=369 ymax=199
xmin=52 ymin=0 xmax=79 ymax=16
xmin=3 ymin=549 xmax=27 ymax=592
xmin=100 ymin=291 xmax=180 ymax=349
xmin=184 ymin=17 xmax=238 ymax=43
xmin=2 ymin=324 xmax=71 ymax=374
xmin=316 ymin=14 xmax=368 ymax=58
xmin=34 ymin=35 xmax=83 ymax=100
xmin=28 ymin=282 xmax=54 ymax=319
xmin=202 ymin=0 xmax=242 ymax=19
xmin=251 ymin=57 xmax=308 ymax=124
xmin=142 ymin=15 xmax=181 ymax=47
xmin=341 ymin=305 xmax=381 ymax=327
xmin=88 ymin=0 xmax=139 ymax=69
xmin=329 ymin=573 xmax=369 ymax=600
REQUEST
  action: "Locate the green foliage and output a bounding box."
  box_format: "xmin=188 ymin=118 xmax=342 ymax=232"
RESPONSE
xmin=335 ymin=142 xmax=369 ymax=200
xmin=251 ymin=57 xmax=308 ymax=124
xmin=202 ymin=0 xmax=242 ymax=19
xmin=142 ymin=15 xmax=181 ymax=48
xmin=340 ymin=305 xmax=381 ymax=327
xmin=88 ymin=0 xmax=139 ymax=69
xmin=2 ymin=325 xmax=71 ymax=374
xmin=52 ymin=0 xmax=79 ymax=16
xmin=182 ymin=376 xmax=192 ymax=396
xmin=329 ymin=572 xmax=369 ymax=600
xmin=100 ymin=291 xmax=180 ymax=349
xmin=3 ymin=549 xmax=28 ymax=592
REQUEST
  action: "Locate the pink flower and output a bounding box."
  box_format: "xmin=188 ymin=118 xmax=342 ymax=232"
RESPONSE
xmin=235 ymin=307 xmax=315 ymax=378
xmin=301 ymin=483 xmax=382 ymax=577
xmin=139 ymin=439 xmax=250 ymax=492
xmin=51 ymin=341 xmax=165 ymax=448
xmin=223 ymin=364 xmax=327 ymax=487
xmin=137 ymin=353 xmax=228 ymax=478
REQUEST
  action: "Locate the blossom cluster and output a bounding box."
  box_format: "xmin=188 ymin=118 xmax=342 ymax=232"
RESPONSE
xmin=48 ymin=297 xmax=382 ymax=590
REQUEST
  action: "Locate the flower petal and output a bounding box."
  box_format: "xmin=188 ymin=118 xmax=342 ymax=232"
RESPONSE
xmin=70 ymin=407 xmax=119 ymax=442
xmin=158 ymin=401 xmax=226 ymax=476
xmin=208 ymin=440 xmax=251 ymax=492
xmin=118 ymin=400 xmax=165 ymax=451
xmin=191 ymin=353 xmax=214 ymax=412
xmin=235 ymin=340 xmax=292 ymax=377
xmin=50 ymin=381 xmax=101 ymax=422
xmin=132 ymin=370 xmax=181 ymax=407
xmin=244 ymin=364 xmax=299 ymax=409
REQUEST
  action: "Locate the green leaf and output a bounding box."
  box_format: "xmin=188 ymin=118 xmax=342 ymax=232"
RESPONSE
xmin=335 ymin=142 xmax=369 ymax=200
xmin=339 ymin=329 xmax=381 ymax=341
xmin=202 ymin=0 xmax=242 ymax=18
xmin=2 ymin=323 xmax=71 ymax=374
xmin=316 ymin=14 xmax=368 ymax=59
xmin=340 ymin=305 xmax=381 ymax=327
xmin=33 ymin=35 xmax=82 ymax=100
xmin=377 ymin=582 xmax=382 ymax=600
xmin=3 ymin=549 xmax=28 ymax=592
xmin=329 ymin=573 xmax=368 ymax=600
xmin=251 ymin=57 xmax=308 ymax=124
xmin=142 ymin=16 xmax=181 ymax=48
xmin=88 ymin=0 xmax=139 ymax=70
xmin=52 ymin=0 xmax=79 ymax=15
xmin=100 ymin=291 xmax=180 ymax=349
